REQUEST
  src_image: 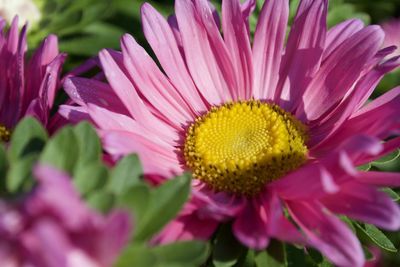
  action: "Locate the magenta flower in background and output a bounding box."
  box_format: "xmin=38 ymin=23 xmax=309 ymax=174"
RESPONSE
xmin=382 ymin=18 xmax=400 ymax=56
xmin=0 ymin=164 xmax=131 ymax=267
xmin=0 ymin=16 xmax=65 ymax=141
xmin=61 ymin=0 xmax=400 ymax=266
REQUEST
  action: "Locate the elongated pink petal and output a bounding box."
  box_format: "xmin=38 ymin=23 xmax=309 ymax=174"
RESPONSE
xmin=321 ymin=181 xmax=400 ymax=230
xmin=355 ymin=171 xmax=400 ymax=187
xmin=222 ymin=0 xmax=253 ymax=100
xmin=58 ymin=105 xmax=91 ymax=124
xmin=100 ymin=130 xmax=181 ymax=177
xmin=121 ymin=34 xmax=193 ymax=128
xmin=141 ymin=3 xmax=208 ymax=113
xmin=299 ymin=26 xmax=384 ymax=121
xmin=310 ymin=57 xmax=400 ymax=147
xmin=233 ymin=198 xmax=269 ymax=249
xmin=64 ymin=77 xmax=129 ymax=115
xmin=153 ymin=213 xmax=219 ymax=244
xmin=193 ymin=0 xmax=238 ymax=100
xmin=99 ymin=49 xmax=177 ymax=141
xmin=276 ymin=0 xmax=327 ymax=111
xmin=323 ymin=19 xmax=364 ymax=61
xmin=252 ymin=0 xmax=288 ymax=100
xmin=288 ymin=201 xmax=364 ymax=267
xmin=174 ymin=0 xmax=231 ymax=105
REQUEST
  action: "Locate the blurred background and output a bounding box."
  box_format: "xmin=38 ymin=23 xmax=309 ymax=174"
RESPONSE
xmin=1 ymin=0 xmax=400 ymax=266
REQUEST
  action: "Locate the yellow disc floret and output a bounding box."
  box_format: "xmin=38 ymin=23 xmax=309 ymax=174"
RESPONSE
xmin=0 ymin=124 xmax=11 ymax=142
xmin=183 ymin=100 xmax=308 ymax=196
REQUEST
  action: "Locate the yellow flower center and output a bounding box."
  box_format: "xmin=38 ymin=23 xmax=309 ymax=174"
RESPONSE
xmin=0 ymin=124 xmax=11 ymax=142
xmin=183 ymin=101 xmax=308 ymax=196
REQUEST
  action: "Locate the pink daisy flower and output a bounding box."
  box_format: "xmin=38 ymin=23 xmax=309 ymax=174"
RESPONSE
xmin=61 ymin=0 xmax=400 ymax=266
xmin=0 ymin=16 xmax=66 ymax=142
xmin=0 ymin=164 xmax=132 ymax=267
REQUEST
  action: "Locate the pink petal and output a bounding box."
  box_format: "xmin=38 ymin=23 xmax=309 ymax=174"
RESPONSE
xmin=252 ymin=0 xmax=288 ymax=100
xmin=288 ymin=201 xmax=364 ymax=267
xmin=100 ymin=130 xmax=181 ymax=177
xmin=299 ymin=25 xmax=384 ymax=121
xmin=276 ymin=0 xmax=327 ymax=111
xmin=174 ymin=0 xmax=232 ymax=105
xmin=309 ymin=56 xmax=400 ymax=147
xmin=99 ymin=49 xmax=177 ymax=141
xmin=64 ymin=77 xmax=129 ymax=115
xmin=321 ymin=181 xmax=400 ymax=230
xmin=153 ymin=213 xmax=219 ymax=244
xmin=323 ymin=19 xmax=364 ymax=61
xmin=355 ymin=171 xmax=400 ymax=187
xmin=222 ymin=0 xmax=253 ymax=100
xmin=233 ymin=198 xmax=269 ymax=249
xmin=141 ymin=3 xmax=208 ymax=113
xmin=120 ymin=34 xmax=194 ymax=127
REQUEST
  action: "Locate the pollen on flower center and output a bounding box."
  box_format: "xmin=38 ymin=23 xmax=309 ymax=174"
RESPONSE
xmin=0 ymin=124 xmax=11 ymax=142
xmin=183 ymin=100 xmax=308 ymax=196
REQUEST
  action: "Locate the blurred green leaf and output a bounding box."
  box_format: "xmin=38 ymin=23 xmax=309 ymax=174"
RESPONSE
xmin=117 ymin=184 xmax=151 ymax=225
xmin=108 ymin=154 xmax=143 ymax=195
xmin=86 ymin=190 xmax=114 ymax=213
xmin=0 ymin=145 xmax=7 ymax=194
xmin=73 ymin=122 xmax=102 ymax=167
xmin=152 ymin=241 xmax=209 ymax=267
xmin=371 ymin=150 xmax=400 ymax=172
xmin=74 ymin=162 xmax=109 ymax=197
xmin=39 ymin=126 xmax=79 ymax=174
xmin=114 ymin=245 xmax=157 ymax=267
xmin=212 ymin=224 xmax=246 ymax=267
xmin=255 ymin=240 xmax=286 ymax=267
xmin=9 ymin=117 xmax=47 ymax=162
xmin=381 ymin=188 xmax=400 ymax=202
xmin=356 ymin=223 xmax=397 ymax=252
xmin=6 ymin=154 xmax=37 ymax=193
xmin=134 ymin=173 xmax=192 ymax=242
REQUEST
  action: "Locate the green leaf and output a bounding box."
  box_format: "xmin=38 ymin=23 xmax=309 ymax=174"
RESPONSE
xmin=86 ymin=191 xmax=114 ymax=213
xmin=6 ymin=154 xmax=38 ymax=193
xmin=357 ymin=163 xmax=371 ymax=171
xmin=381 ymin=188 xmax=400 ymax=202
xmin=108 ymin=154 xmax=143 ymax=195
xmin=9 ymin=117 xmax=48 ymax=162
xmin=152 ymin=241 xmax=209 ymax=267
xmin=134 ymin=173 xmax=192 ymax=242
xmin=114 ymin=245 xmax=157 ymax=267
xmin=73 ymin=122 xmax=102 ymax=167
xmin=213 ymin=224 xmax=246 ymax=267
xmin=371 ymin=150 xmax=400 ymax=172
xmin=355 ymin=223 xmax=397 ymax=252
xmin=73 ymin=162 xmax=108 ymax=197
xmin=117 ymin=183 xmax=151 ymax=222
xmin=286 ymin=245 xmax=308 ymax=267
xmin=255 ymin=240 xmax=286 ymax=267
xmin=39 ymin=126 xmax=79 ymax=174
xmin=0 ymin=145 xmax=8 ymax=194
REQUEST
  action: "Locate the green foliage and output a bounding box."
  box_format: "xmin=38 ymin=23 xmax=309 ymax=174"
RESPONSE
xmin=1 ymin=118 xmax=206 ymax=267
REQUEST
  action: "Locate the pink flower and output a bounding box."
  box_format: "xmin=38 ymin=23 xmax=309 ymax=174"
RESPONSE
xmin=61 ymin=0 xmax=400 ymax=266
xmin=381 ymin=19 xmax=400 ymax=56
xmin=0 ymin=165 xmax=132 ymax=267
xmin=0 ymin=16 xmax=66 ymax=141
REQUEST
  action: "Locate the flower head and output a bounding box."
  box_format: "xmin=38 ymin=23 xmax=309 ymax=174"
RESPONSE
xmin=0 ymin=164 xmax=132 ymax=267
xmin=61 ymin=0 xmax=400 ymax=266
xmin=0 ymin=16 xmax=65 ymax=141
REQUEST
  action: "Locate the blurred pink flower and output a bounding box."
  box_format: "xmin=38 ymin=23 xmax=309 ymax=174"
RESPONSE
xmin=61 ymin=0 xmax=400 ymax=266
xmin=0 ymin=165 xmax=132 ymax=267
xmin=382 ymin=19 xmax=400 ymax=56
xmin=0 ymin=16 xmax=66 ymax=141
